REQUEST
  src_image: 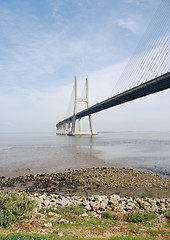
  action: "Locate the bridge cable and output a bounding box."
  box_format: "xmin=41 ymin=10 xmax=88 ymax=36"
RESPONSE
xmin=110 ymin=0 xmax=170 ymax=97
xmin=65 ymin=82 xmax=75 ymax=118
xmin=119 ymin=0 xmax=169 ymax=93
xmin=125 ymin=0 xmax=170 ymax=90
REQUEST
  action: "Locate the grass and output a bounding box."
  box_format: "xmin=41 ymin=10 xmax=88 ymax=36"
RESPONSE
xmin=38 ymin=206 xmax=170 ymax=239
xmin=41 ymin=205 xmax=117 ymax=233
xmin=0 ymin=234 xmax=163 ymax=240
xmin=127 ymin=211 xmax=157 ymax=223
xmin=164 ymin=223 xmax=170 ymax=229
xmin=164 ymin=211 xmax=170 ymax=221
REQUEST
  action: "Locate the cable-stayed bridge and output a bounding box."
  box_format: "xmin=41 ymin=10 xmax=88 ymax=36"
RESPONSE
xmin=56 ymin=0 xmax=170 ymax=135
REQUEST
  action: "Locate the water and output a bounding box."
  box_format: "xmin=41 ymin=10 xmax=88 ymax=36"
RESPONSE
xmin=0 ymin=131 xmax=169 ymax=177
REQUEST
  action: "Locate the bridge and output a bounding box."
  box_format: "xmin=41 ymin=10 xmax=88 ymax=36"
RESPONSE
xmin=56 ymin=0 xmax=170 ymax=135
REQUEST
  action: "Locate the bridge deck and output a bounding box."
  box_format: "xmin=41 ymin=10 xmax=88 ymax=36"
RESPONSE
xmin=56 ymin=72 xmax=170 ymax=127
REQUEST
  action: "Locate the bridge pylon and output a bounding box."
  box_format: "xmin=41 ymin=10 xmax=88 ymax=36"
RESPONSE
xmin=69 ymin=76 xmax=97 ymax=136
xmin=56 ymin=77 xmax=97 ymax=136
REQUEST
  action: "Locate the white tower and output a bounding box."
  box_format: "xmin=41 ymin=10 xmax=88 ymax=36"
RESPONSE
xmin=69 ymin=77 xmax=97 ymax=135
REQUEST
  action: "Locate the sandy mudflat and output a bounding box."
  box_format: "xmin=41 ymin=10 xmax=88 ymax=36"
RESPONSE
xmin=0 ymin=167 xmax=170 ymax=198
xmin=0 ymin=146 xmax=112 ymax=177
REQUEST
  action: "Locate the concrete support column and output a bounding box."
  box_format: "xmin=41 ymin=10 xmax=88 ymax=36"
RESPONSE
xmin=78 ymin=118 xmax=81 ymax=132
xmin=70 ymin=114 xmax=76 ymax=135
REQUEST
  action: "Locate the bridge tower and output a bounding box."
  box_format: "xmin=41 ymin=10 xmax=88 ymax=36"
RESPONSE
xmin=56 ymin=77 xmax=97 ymax=136
xmin=69 ymin=77 xmax=97 ymax=135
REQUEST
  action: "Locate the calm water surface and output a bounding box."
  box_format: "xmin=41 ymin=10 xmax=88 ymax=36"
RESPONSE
xmin=0 ymin=131 xmax=169 ymax=177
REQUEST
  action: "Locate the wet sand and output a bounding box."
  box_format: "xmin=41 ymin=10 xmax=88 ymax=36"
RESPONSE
xmin=0 ymin=146 xmax=111 ymax=177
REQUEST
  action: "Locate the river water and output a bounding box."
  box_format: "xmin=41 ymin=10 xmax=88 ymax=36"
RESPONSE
xmin=0 ymin=131 xmax=169 ymax=177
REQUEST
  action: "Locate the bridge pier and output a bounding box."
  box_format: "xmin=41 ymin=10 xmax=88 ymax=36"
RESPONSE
xmin=56 ymin=120 xmax=72 ymax=135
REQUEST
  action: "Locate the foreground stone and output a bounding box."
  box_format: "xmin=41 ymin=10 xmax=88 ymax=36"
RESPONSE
xmin=30 ymin=193 xmax=170 ymax=214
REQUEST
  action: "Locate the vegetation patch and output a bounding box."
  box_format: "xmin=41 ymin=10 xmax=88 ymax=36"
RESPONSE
xmin=0 ymin=192 xmax=35 ymax=228
xmin=164 ymin=211 xmax=170 ymax=222
xmin=127 ymin=211 xmax=157 ymax=223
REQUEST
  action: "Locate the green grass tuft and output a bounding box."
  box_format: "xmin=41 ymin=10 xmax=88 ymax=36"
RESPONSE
xmin=127 ymin=211 xmax=157 ymax=223
xmin=164 ymin=211 xmax=170 ymax=221
xmin=0 ymin=192 xmax=35 ymax=228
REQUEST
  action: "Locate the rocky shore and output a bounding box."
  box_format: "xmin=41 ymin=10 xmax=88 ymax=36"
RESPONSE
xmin=0 ymin=167 xmax=170 ymax=198
xmin=30 ymin=192 xmax=170 ymax=214
xmin=0 ymin=167 xmax=170 ymax=238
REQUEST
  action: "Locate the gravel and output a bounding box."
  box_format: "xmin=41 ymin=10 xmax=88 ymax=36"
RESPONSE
xmin=0 ymin=167 xmax=170 ymax=198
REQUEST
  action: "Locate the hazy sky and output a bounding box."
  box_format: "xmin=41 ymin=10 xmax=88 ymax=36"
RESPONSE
xmin=0 ymin=0 xmax=169 ymax=133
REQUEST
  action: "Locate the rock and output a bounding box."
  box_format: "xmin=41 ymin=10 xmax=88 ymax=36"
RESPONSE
xmin=47 ymin=212 xmax=56 ymax=217
xmin=49 ymin=201 xmax=57 ymax=207
xmin=117 ymin=203 xmax=125 ymax=212
xmin=100 ymin=201 xmax=108 ymax=211
xmin=143 ymin=205 xmax=150 ymax=211
xmin=159 ymin=203 xmax=166 ymax=210
xmin=90 ymin=201 xmax=100 ymax=212
xmin=136 ymin=198 xmax=144 ymax=207
xmin=57 ymin=198 xmax=70 ymax=206
xmin=44 ymin=199 xmax=50 ymax=207
xmin=28 ymin=191 xmax=170 ymax=215
xmin=82 ymin=199 xmax=90 ymax=206
xmin=58 ymin=232 xmax=63 ymax=237
xmin=94 ymin=195 xmax=103 ymax=202
xmin=139 ymin=228 xmax=147 ymax=232
xmin=106 ymin=205 xmax=112 ymax=211
xmin=72 ymin=195 xmax=82 ymax=205
xmin=108 ymin=200 xmax=118 ymax=208
xmin=40 ymin=230 xmax=48 ymax=235
xmin=126 ymin=202 xmax=136 ymax=211
xmin=110 ymin=194 xmax=120 ymax=201
xmin=54 ymin=213 xmax=62 ymax=219
xmin=79 ymin=213 xmax=89 ymax=218
xmin=50 ymin=194 xmax=59 ymax=199
xmin=58 ymin=218 xmax=69 ymax=224
xmin=160 ymin=199 xmax=166 ymax=203
xmin=148 ymin=199 xmax=157 ymax=206
xmin=85 ymin=204 xmax=91 ymax=211
xmin=44 ymin=222 xmax=52 ymax=227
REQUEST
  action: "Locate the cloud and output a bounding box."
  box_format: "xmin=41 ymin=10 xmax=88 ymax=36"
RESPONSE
xmin=114 ymin=0 xmax=161 ymax=35
xmin=125 ymin=0 xmax=160 ymax=7
xmin=115 ymin=17 xmax=140 ymax=34
xmin=0 ymin=83 xmax=73 ymax=132
xmin=0 ymin=1 xmax=128 ymax=93
xmin=0 ymin=0 xmax=164 ymax=92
